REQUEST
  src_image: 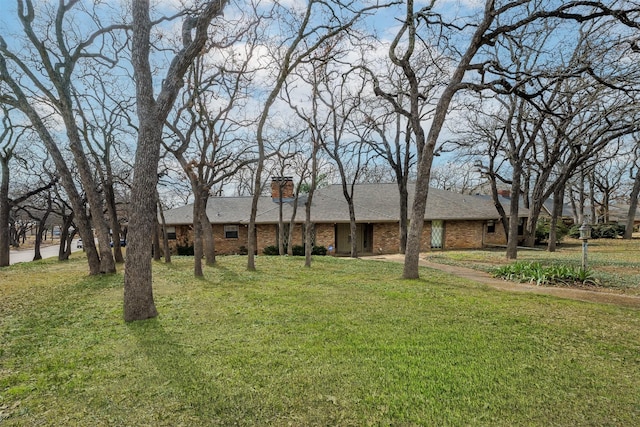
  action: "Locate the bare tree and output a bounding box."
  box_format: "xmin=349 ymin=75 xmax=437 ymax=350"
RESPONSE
xmin=76 ymin=73 xmax=135 ymax=264
xmin=0 ymin=105 xmax=20 ymax=266
xmin=395 ymin=1 xmax=640 ymax=275
xmin=163 ymin=22 xmax=260 ymax=276
xmin=624 ymin=142 xmax=640 ymax=238
xmin=125 ymin=0 xmax=229 ymax=321
xmin=245 ymin=0 xmax=393 ymax=270
xmin=0 ymin=0 xmax=127 ymax=274
xmin=291 ymin=43 xmax=371 ymax=258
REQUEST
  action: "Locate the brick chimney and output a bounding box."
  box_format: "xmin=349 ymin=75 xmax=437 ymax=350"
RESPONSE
xmin=271 ymin=177 xmax=294 ymax=202
xmin=497 ymin=189 xmax=511 ymax=199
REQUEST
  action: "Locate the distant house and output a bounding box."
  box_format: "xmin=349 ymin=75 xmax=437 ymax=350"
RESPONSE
xmin=161 ymin=178 xmax=528 ymax=256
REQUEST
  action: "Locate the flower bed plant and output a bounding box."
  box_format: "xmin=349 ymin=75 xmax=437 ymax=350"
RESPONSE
xmin=493 ymin=261 xmax=596 ymax=286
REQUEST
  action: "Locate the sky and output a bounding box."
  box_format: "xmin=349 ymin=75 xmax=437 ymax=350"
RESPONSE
xmin=2 ymin=0 xmax=609 ymax=201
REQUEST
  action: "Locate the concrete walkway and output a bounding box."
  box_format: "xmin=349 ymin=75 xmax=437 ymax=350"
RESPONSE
xmin=365 ymin=253 xmax=640 ymax=309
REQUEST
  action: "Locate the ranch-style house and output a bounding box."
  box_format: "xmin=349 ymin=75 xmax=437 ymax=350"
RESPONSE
xmin=161 ymin=178 xmax=527 ymax=256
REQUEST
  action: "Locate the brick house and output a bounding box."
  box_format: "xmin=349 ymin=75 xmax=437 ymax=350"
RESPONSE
xmin=161 ymin=178 xmax=527 ymax=256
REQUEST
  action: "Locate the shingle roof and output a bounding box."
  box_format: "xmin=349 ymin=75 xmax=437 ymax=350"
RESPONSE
xmin=162 ymin=182 xmax=528 ymax=225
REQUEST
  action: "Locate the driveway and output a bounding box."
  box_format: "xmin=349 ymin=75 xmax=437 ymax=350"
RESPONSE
xmin=9 ymin=240 xmax=82 ymax=265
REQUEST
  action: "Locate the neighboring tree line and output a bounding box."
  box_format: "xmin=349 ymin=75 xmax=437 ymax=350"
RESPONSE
xmin=1 ymin=1 xmax=640 ymax=320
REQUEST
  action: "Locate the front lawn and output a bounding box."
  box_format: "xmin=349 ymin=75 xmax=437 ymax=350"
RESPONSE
xmin=425 ymin=238 xmax=640 ymax=295
xmin=1 ymin=255 xmax=639 ymax=425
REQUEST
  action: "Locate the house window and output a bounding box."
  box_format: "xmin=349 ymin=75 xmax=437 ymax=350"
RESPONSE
xmin=224 ymin=225 xmax=239 ymax=239
xmin=487 ymin=220 xmax=495 ymax=234
xmin=166 ymin=226 xmax=176 ymax=240
xmin=431 ymin=220 xmax=444 ymax=249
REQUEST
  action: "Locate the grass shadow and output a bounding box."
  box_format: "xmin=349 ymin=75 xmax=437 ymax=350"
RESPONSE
xmin=126 ymin=318 xmax=222 ymax=417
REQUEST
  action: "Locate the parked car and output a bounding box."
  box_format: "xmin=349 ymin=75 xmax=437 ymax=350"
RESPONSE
xmin=110 ymin=239 xmax=127 ymax=247
xmin=77 ymin=239 xmax=83 ymax=249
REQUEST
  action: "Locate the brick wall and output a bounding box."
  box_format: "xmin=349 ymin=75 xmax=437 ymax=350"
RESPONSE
xmin=443 ymin=220 xmax=484 ymax=249
xmin=315 ymin=223 xmax=335 ymax=252
xmin=370 ymin=220 xmax=502 ymax=253
xmin=169 ymin=219 xmax=508 ymax=256
xmin=484 ymin=221 xmax=508 ymax=246
xmin=215 ymin=224 xmax=250 ymax=254
xmin=169 ymin=223 xmax=251 ymax=255
xmin=372 ymin=222 xmax=400 ymax=254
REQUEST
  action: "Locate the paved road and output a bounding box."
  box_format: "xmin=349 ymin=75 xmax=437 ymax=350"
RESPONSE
xmin=9 ymin=239 xmax=83 ymax=265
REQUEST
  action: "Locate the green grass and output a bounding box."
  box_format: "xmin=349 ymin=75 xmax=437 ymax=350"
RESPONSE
xmin=426 ymin=238 xmax=640 ymax=295
xmin=1 ymin=254 xmax=639 ymax=425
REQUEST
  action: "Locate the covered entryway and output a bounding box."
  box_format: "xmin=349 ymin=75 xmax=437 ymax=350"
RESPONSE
xmin=335 ymin=223 xmax=373 ymax=255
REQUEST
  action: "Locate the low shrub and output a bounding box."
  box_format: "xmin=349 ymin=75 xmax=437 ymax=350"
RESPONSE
xmin=312 ymin=245 xmax=327 ymax=256
xmin=176 ymin=245 xmax=194 ymax=256
xmin=262 ymin=244 xmax=327 ymax=256
xmin=493 ymin=261 xmax=596 ymax=286
xmin=535 ymin=218 xmax=568 ymax=244
xmin=568 ymin=223 xmax=625 ymax=239
xmin=262 ymin=245 xmax=279 ymax=255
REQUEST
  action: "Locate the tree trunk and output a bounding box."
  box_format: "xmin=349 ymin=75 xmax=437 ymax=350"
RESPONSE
xmin=152 ymin=218 xmax=162 ymax=261
xmin=58 ymin=213 xmax=75 ymax=261
xmin=105 ymin=184 xmax=125 ymax=263
xmin=193 ymin=190 xmax=204 ymax=277
xmin=157 ymin=197 xmax=171 ymax=263
xmin=125 ymin=0 xmax=228 ymax=320
xmin=398 ymin=180 xmax=408 ymax=254
xmin=624 ymin=170 xmax=640 ymax=239
xmin=287 ymin=200 xmax=298 ymax=257
xmin=123 ymin=1 xmax=163 ymax=321
xmin=33 ymin=223 xmax=44 ymax=261
xmin=349 ymin=204 xmax=357 ymax=258
xmin=403 ymin=1 xmax=495 ymax=279
xmin=32 ymin=199 xmax=50 ymax=262
xmin=123 ymin=115 xmax=161 ymax=321
xmin=0 ymin=156 xmax=9 ymax=267
xmin=305 ymin=137 xmax=319 ymax=267
xmin=61 ymin=112 xmax=116 ymax=274
xmin=506 ymin=168 xmax=522 ymax=260
xmin=201 ymin=209 xmax=216 ymax=265
xmin=548 ymin=185 xmax=565 ymax=252
xmin=277 ymin=185 xmax=286 ymax=255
